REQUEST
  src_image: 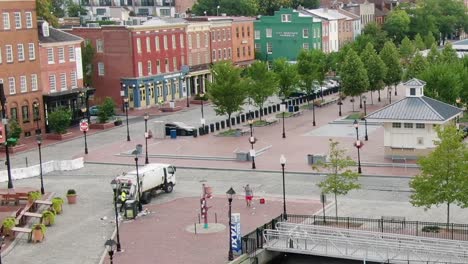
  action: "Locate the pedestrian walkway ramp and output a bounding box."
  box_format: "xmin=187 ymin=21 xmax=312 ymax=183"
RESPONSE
xmin=263 ymin=222 xmax=468 ymax=263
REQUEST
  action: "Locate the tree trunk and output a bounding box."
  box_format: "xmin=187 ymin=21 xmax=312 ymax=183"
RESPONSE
xmin=334 ymin=192 xmax=338 ymax=219
xmin=394 ymin=84 xmax=398 ymax=96
xmin=371 ymin=91 xmax=374 ymax=104
xmin=352 ymin=98 xmax=355 ymax=112
xmin=259 ymin=104 xmax=263 ymax=121
xmin=378 ymin=90 xmax=381 ymax=102
xmin=447 ymin=202 xmax=450 ymax=227
xmin=228 ymin=114 xmax=231 ymax=129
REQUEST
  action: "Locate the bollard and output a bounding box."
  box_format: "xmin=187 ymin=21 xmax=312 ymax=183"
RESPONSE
xmin=236 ymin=116 xmax=240 ymax=124
xmin=204 ymin=125 xmax=209 ymax=134
xmin=210 ymin=124 xmax=215 ymax=133
xmin=194 ymin=223 xmax=197 ymax=234
xmin=25 ymin=157 xmax=28 ymax=167
xmin=198 ymin=213 xmax=201 ymax=224
xmin=199 ymin=127 xmax=204 ymax=136
xmin=215 ymin=213 xmax=217 ymax=223
xmin=221 ymin=120 xmax=225 ymax=129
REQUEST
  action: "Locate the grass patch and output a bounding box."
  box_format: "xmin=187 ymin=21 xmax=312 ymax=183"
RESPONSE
xmin=218 ymin=129 xmax=239 ymax=136
xmin=275 ymin=112 xmax=293 ymax=118
xmin=345 ymin=113 xmax=363 ymax=120
xmin=253 ymin=120 xmax=268 ymax=126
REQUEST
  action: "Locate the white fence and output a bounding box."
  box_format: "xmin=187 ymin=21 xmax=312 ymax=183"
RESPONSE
xmin=0 ymin=158 xmax=84 ymax=182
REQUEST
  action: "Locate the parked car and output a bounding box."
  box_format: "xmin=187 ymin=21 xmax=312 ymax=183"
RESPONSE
xmin=165 ymin=122 xmax=195 ymax=136
xmin=89 ymin=106 xmax=100 ymax=116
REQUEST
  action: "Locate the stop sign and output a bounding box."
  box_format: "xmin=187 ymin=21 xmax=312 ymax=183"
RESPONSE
xmin=80 ymin=120 xmax=89 ymax=132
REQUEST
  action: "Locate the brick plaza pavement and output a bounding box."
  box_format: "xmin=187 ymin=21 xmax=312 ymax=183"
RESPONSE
xmin=104 ymin=196 xmax=323 ymax=264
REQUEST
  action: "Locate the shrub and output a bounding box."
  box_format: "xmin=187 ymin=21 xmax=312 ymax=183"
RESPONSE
xmin=194 ymin=93 xmax=208 ymax=101
xmin=67 ymin=189 xmax=76 ymax=196
xmin=7 ymin=119 xmax=22 ymax=146
xmin=33 ymin=223 xmax=47 ymax=234
xmin=52 ymin=197 xmax=64 ymax=213
xmin=42 ymin=210 xmax=56 ymax=225
xmin=48 ymin=107 xmax=72 ymax=134
xmin=422 ymin=226 xmax=440 ymax=233
xmin=98 ymin=97 xmax=116 ymax=123
xmin=2 ymin=217 xmax=16 ymax=230
xmin=28 ymin=191 xmax=42 ymax=201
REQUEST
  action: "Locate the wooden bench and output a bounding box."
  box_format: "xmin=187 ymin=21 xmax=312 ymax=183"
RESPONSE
xmin=11 ymin=227 xmax=32 ymax=242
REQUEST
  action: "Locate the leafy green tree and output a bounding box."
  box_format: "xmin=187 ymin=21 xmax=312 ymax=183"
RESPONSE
xmin=36 ymin=0 xmax=59 ymax=27
xmin=67 ymin=0 xmax=88 ymax=17
xmin=292 ymin=0 xmax=320 ymax=8
xmin=413 ymin=33 xmax=426 ymax=51
xmin=436 ymin=0 xmax=468 ymax=45
xmin=406 ymin=51 xmax=428 ymax=80
xmin=48 ymin=107 xmax=71 ymax=134
xmin=245 ymin=61 xmax=278 ymax=120
xmin=7 ymin=119 xmax=22 ymax=146
xmin=208 ymin=62 xmax=248 ymax=129
xmin=424 ymin=32 xmax=436 ymax=49
xmin=98 ymin=97 xmax=116 ymax=123
xmin=361 ymin=22 xmax=388 ymax=53
xmin=380 ymin=41 xmax=402 ymax=96
xmin=192 ymin=0 xmax=258 ymax=16
xmin=314 ymin=139 xmax=361 ymax=218
xmin=360 ymin=43 xmax=387 ymax=104
xmin=440 ymin=43 xmax=458 ymax=64
xmin=426 ymin=43 xmax=440 ymax=64
xmin=418 ymin=63 xmax=463 ymax=104
xmin=51 ymin=0 xmax=66 ymax=18
xmin=399 ymin=36 xmax=415 ymax=66
xmin=82 ymin=41 xmax=95 ymax=86
xmin=410 ymin=125 xmax=468 ymax=225
xmin=341 ymin=49 xmax=369 ymax=111
xmin=383 ymin=9 xmax=410 ymax=43
xmin=257 ymin=0 xmax=292 ymax=16
xmin=272 ymin=58 xmax=299 ymax=100
xmin=297 ymin=49 xmax=327 ymax=102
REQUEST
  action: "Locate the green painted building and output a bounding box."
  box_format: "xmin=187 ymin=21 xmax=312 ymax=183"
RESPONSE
xmin=254 ymin=8 xmax=322 ymax=62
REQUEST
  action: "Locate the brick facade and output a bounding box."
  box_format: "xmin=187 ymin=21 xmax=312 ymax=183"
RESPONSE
xmin=231 ymin=17 xmax=255 ymax=65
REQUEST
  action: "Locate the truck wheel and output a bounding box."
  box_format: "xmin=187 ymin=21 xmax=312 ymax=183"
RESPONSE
xmin=141 ymin=192 xmax=152 ymax=204
xmin=165 ymin=183 xmax=173 ymax=193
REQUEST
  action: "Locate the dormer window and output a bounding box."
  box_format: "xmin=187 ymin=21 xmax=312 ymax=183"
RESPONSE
xmin=281 ymin=14 xmax=292 ymax=22
xmin=42 ymin=21 xmax=50 ymax=37
xmin=410 ymin=88 xmax=416 ymax=96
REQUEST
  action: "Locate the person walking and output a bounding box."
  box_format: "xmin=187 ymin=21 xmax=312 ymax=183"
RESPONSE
xmin=244 ymin=184 xmax=253 ymax=207
xmin=119 ymin=190 xmax=127 ymax=213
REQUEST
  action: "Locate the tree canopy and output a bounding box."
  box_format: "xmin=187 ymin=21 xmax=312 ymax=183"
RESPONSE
xmin=360 ymin=43 xmax=386 ymax=103
xmin=384 ymin=9 xmax=411 ymax=43
xmin=245 ymin=61 xmax=278 ymax=119
xmin=192 ymin=0 xmax=258 ymax=16
xmin=340 ymin=49 xmax=369 ymax=100
xmin=36 ymin=0 xmax=59 ymax=27
xmin=272 ymin=58 xmax=299 ymax=99
xmin=406 ymin=51 xmax=428 ymax=80
xmin=380 ymin=41 xmax=402 ymax=89
xmin=297 ymin=49 xmax=327 ymax=102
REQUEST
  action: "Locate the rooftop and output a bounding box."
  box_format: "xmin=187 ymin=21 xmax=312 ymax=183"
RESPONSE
xmin=38 ymin=21 xmax=82 ymax=43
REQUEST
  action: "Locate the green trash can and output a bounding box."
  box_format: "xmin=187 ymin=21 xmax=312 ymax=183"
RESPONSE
xmin=124 ymin=200 xmax=138 ymax=219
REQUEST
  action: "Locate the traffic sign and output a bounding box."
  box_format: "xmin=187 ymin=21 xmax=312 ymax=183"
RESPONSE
xmin=80 ymin=120 xmax=89 ymax=132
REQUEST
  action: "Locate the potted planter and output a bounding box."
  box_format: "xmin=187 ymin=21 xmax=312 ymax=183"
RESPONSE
xmin=2 ymin=217 xmax=16 ymax=239
xmin=32 ymin=224 xmax=46 ymax=243
xmin=66 ymin=189 xmax=77 ymax=204
xmin=47 ymin=107 xmax=72 ymax=140
xmin=28 ymin=191 xmax=42 ymax=204
xmin=114 ymin=118 xmax=123 ymax=126
xmin=41 ymin=210 xmax=56 ymax=226
xmin=51 ymin=197 xmax=64 ymax=214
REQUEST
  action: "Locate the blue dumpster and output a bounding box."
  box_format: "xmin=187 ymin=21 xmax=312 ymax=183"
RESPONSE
xmin=170 ymin=129 xmax=177 ymax=139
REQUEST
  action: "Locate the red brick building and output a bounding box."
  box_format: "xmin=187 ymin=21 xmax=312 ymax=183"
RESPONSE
xmin=185 ymin=20 xmax=211 ymax=96
xmin=38 ymin=21 xmax=87 ymax=132
xmin=231 ymin=17 xmax=255 ymax=66
xmin=0 ymin=0 xmax=44 ymax=138
xmin=71 ymin=18 xmax=188 ymax=109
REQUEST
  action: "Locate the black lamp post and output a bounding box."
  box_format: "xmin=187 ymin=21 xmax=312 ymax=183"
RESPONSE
xmin=359 ymin=95 xmax=363 ymax=109
xmin=110 ymin=179 xmax=122 ymax=252
xmin=144 ymin=112 xmax=149 ymax=164
xmin=281 ymin=101 xmax=286 ymax=138
xmin=249 ymin=136 xmax=256 ymax=170
xmin=33 ymin=101 xmax=41 ymax=135
xmin=120 ymin=83 xmax=126 ymax=112
xmin=226 ymin=187 xmax=236 ymax=261
xmin=388 ymin=87 xmax=392 ymax=104
xmin=104 ymin=239 xmax=117 ymax=264
xmin=362 ymin=96 xmax=368 ymax=141
xmin=0 ymin=81 xmax=13 ymax=189
xmin=184 ymin=76 xmax=190 ymax=108
xmin=133 ymin=145 xmax=143 ymax=211
xmin=124 ymin=97 xmax=130 ymax=141
xmin=280 ymin=154 xmax=287 ymax=220
xmin=81 ymin=107 xmax=88 ymax=154
xmin=337 ymin=99 xmax=343 ymax=117
xmin=312 ymin=95 xmax=316 ymax=126
xmin=363 ymin=95 xmax=367 ymax=116
xmin=353 ymin=120 xmax=362 ymax=174
xmin=37 ymin=135 xmax=44 ymax=195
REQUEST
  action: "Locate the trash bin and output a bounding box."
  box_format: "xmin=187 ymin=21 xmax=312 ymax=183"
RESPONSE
xmin=294 ymin=105 xmax=299 ymax=112
xmin=288 ymin=105 xmax=294 ymax=112
xmin=170 ymin=129 xmax=177 ymax=139
xmin=236 ymin=151 xmax=250 ymax=161
xmin=193 ymin=129 xmax=198 ymax=138
xmin=124 ymin=200 xmax=138 ymax=219
xmin=199 ymin=127 xmax=204 ymax=136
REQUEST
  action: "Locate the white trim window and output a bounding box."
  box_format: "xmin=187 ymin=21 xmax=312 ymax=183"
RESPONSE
xmin=163 ymin=36 xmax=168 ymax=50
xmin=6 ymin=45 xmax=13 ymax=63
xmin=28 ymin=43 xmax=35 ymax=60
xmin=303 ymin=29 xmax=309 ymax=38
xmin=98 ymin=62 xmax=105 ymax=76
xmin=3 ymin=13 xmax=10 ymax=30
xmin=254 ymin=43 xmax=260 ymax=51
xmin=254 ymin=30 xmax=260 ymax=40
xmin=68 ymin=46 xmax=75 ymax=61
xmin=20 ymin=75 xmax=27 ymax=93
xmin=138 ymin=62 xmax=143 ymax=77
xmin=180 ymin=34 xmax=184 ymax=48
xmin=49 ymin=75 xmax=56 ymax=92
xmin=172 ymin=35 xmax=176 ymax=49
xmin=14 ymin=12 xmax=21 ymax=29
xmin=164 ymin=58 xmax=169 ymax=72
xmin=47 ymin=48 xmax=54 ymax=64
xmin=266 ymin=28 xmax=272 ymax=38
xmin=155 ymin=36 xmax=160 ymax=51
xmin=147 ymin=60 xmax=152 ymax=75
xmin=205 ymin=33 xmax=209 ymax=47
xmin=303 ymin=43 xmax=309 ymax=50
xmin=281 ymin=14 xmax=292 ymax=22
xmin=173 ymin=57 xmax=177 ymax=71
xmin=146 ymin=37 xmax=151 ymax=52
xmin=58 ymin=47 xmax=65 ymax=63
xmin=97 ymin=39 xmax=104 ymax=53
xmin=8 ymin=77 xmax=15 ymax=95
xmin=70 ymin=72 xmax=77 ymax=88
xmin=17 ymin=44 xmax=25 ymax=61
xmin=267 ymin=42 xmax=272 ymax=54
xmin=212 ymin=50 xmax=216 ymax=61
xmin=188 ymin=34 xmax=192 ymax=49
xmin=31 ymin=74 xmax=38 ymax=91
xmin=196 ymin=33 xmax=200 ymax=48
xmin=60 ymin=73 xmax=67 ymax=90
xmin=25 ymin=12 xmax=32 ymax=28
xmin=156 ymin=60 xmax=160 ymax=73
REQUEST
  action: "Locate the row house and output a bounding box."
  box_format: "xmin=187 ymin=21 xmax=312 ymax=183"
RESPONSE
xmin=342 ymin=2 xmax=375 ymax=29
xmin=254 ymin=8 xmax=322 ymax=62
xmin=71 ymin=18 xmax=188 ymax=109
xmin=337 ymin=8 xmax=361 ymax=40
xmin=231 ymin=17 xmax=255 ymax=66
xmin=38 ymin=21 xmax=87 ymax=133
xmin=0 ymin=0 xmax=44 ymax=138
xmin=304 ymin=8 xmax=340 ymax=53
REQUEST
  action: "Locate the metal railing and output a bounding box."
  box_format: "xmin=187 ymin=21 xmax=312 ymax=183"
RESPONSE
xmin=241 ymin=214 xmax=284 ymax=255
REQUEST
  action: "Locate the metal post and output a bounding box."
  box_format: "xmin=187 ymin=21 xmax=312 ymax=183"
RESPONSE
xmin=84 ymin=131 xmax=88 ymax=154
xmin=228 ymin=197 xmax=233 ymax=261
xmin=113 ymin=190 xmax=122 ymax=251
xmin=109 ymin=251 xmax=114 ymax=264
xmin=250 ymin=122 xmax=256 ymax=170
xmin=357 ymin=146 xmax=362 ymax=174
xmin=364 ymin=119 xmax=368 ymax=141
xmin=186 ymin=77 xmax=190 ymax=108
xmin=38 ymin=141 xmax=44 ymax=195
xmin=0 ymin=82 xmax=13 ymax=189
xmin=364 ymin=100 xmax=367 ymax=116
xmin=201 ymin=97 xmax=204 ymax=120
xmin=144 ymin=118 xmax=149 ymax=164
xmin=281 ymin=164 xmax=287 ymax=220
xmin=339 ymin=103 xmax=342 ymax=117
xmin=125 ymin=101 xmax=130 ymax=141
xmin=312 ymin=98 xmax=316 ymax=126
xmin=135 ymin=157 xmax=142 ymax=211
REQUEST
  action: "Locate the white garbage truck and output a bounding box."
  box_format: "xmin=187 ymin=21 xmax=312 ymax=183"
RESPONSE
xmin=114 ymin=163 xmax=176 ymax=204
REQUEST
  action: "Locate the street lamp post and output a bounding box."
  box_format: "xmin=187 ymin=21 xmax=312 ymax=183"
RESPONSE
xmin=363 ymin=95 xmax=367 ymax=116
xmin=33 ymin=101 xmax=40 ymax=134
xmin=110 ymin=179 xmax=122 ymax=252
xmin=359 ymin=95 xmax=363 ymax=109
xmin=226 ymin=187 xmax=236 ymax=261
xmin=353 ymin=120 xmax=362 ymax=174
xmin=144 ymin=112 xmax=149 ymax=164
xmin=280 ymin=155 xmax=287 ymax=220
xmin=248 ymin=119 xmax=256 ymax=169
xmin=0 ymin=82 xmax=13 ymax=189
xmin=217 ymin=5 xmax=220 ymax=16
xmin=121 ymin=83 xmax=126 ymax=112
xmin=337 ymin=99 xmax=343 ymax=117
xmin=281 ymin=101 xmax=286 ymax=138
xmin=133 ymin=145 xmax=143 ymax=211
xmin=312 ymin=95 xmax=316 ymax=126
xmin=104 ymin=239 xmax=117 ymax=264
xmin=200 ymin=93 xmax=205 ymax=125
xmin=81 ymin=107 xmax=88 ymax=154
xmin=388 ymin=87 xmax=392 ymax=104
xmin=37 ymin=135 xmax=44 ymax=195
xmin=124 ymin=97 xmax=130 ymax=141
